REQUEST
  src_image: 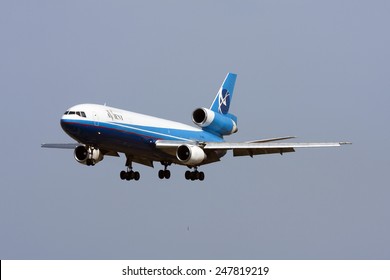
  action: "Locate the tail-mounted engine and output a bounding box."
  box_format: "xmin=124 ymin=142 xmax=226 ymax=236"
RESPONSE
xmin=176 ymin=144 xmax=207 ymax=166
xmin=192 ymin=107 xmax=238 ymax=136
xmin=74 ymin=145 xmax=103 ymax=166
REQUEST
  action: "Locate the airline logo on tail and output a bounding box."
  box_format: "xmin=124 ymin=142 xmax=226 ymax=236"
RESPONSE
xmin=219 ymin=89 xmax=230 ymax=114
xmin=210 ymin=73 xmax=237 ymax=115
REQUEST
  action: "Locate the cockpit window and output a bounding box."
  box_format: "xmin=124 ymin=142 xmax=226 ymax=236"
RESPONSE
xmin=64 ymin=111 xmax=86 ymax=117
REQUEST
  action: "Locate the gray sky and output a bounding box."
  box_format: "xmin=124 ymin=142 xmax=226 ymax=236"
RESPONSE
xmin=1 ymin=0 xmax=389 ymax=259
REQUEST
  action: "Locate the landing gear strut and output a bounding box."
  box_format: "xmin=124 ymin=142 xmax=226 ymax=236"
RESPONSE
xmin=185 ymin=167 xmax=205 ymax=181
xmin=120 ymin=158 xmax=140 ymax=181
xmin=158 ymin=161 xmax=171 ymax=179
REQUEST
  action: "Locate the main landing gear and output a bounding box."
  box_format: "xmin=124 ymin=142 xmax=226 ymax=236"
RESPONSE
xmin=119 ymin=158 xmax=206 ymax=181
xmin=185 ymin=167 xmax=205 ymax=181
xmin=120 ymin=158 xmax=140 ymax=181
xmin=120 ymin=168 xmax=140 ymax=181
xmin=158 ymin=161 xmax=171 ymax=179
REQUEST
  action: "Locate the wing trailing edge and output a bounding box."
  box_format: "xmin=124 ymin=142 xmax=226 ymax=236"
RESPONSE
xmin=204 ymin=141 xmax=351 ymax=157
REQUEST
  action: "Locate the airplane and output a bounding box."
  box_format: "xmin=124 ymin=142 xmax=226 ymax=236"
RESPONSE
xmin=42 ymin=73 xmax=350 ymax=181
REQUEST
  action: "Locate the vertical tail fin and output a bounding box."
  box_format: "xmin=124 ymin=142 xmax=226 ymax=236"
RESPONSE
xmin=210 ymin=73 xmax=237 ymax=115
xmin=192 ymin=73 xmax=238 ymax=135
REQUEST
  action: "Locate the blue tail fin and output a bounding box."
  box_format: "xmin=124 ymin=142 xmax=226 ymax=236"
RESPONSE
xmin=192 ymin=73 xmax=238 ymax=136
xmin=210 ymin=73 xmax=237 ymax=115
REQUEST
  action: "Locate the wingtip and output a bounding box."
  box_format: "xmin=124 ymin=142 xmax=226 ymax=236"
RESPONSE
xmin=339 ymin=142 xmax=352 ymax=145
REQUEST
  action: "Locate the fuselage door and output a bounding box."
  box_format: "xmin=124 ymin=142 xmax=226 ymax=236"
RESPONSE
xmin=93 ymin=111 xmax=99 ymax=126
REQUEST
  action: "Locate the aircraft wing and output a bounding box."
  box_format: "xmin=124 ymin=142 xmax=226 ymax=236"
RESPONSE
xmin=41 ymin=143 xmax=80 ymax=149
xmin=245 ymin=136 xmax=296 ymax=143
xmin=41 ymin=143 xmax=120 ymax=157
xmin=155 ymin=139 xmax=351 ymax=158
xmin=204 ymin=142 xmax=351 ymax=157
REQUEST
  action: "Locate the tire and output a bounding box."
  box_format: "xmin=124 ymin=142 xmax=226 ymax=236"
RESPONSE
xmin=125 ymin=171 xmax=133 ymax=181
xmin=134 ymin=171 xmax=140 ymax=181
xmin=158 ymin=170 xmax=165 ymax=179
xmin=194 ymin=171 xmax=200 ymax=180
xmin=120 ymin=171 xmax=127 ymax=180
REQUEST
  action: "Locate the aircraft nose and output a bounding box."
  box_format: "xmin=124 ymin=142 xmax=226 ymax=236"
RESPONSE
xmin=60 ymin=114 xmax=78 ymax=135
xmin=60 ymin=116 xmax=71 ymax=131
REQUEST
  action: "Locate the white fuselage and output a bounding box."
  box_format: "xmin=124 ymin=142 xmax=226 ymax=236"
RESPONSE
xmin=60 ymin=104 xmax=225 ymax=165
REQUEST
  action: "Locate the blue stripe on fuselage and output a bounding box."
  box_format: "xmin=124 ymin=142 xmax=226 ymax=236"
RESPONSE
xmin=61 ymin=118 xmax=224 ymax=149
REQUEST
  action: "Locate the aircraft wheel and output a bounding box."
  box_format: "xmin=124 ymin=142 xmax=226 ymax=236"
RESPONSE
xmin=120 ymin=170 xmax=127 ymax=180
xmin=158 ymin=170 xmax=165 ymax=179
xmin=126 ymin=171 xmax=134 ymax=181
xmin=199 ymin=172 xmax=205 ymax=181
xmin=185 ymin=170 xmax=204 ymax=181
xmin=134 ymin=171 xmax=140 ymax=181
xmin=190 ymin=172 xmax=196 ymax=181
xmin=164 ymin=170 xmax=171 ymax=179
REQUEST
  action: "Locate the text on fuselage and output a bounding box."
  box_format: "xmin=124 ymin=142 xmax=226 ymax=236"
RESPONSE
xmin=107 ymin=110 xmax=123 ymax=121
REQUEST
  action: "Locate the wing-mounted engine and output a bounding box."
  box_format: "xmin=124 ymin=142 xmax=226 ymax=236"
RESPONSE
xmin=176 ymin=144 xmax=207 ymax=166
xmin=192 ymin=107 xmax=238 ymax=136
xmin=74 ymin=145 xmax=103 ymax=166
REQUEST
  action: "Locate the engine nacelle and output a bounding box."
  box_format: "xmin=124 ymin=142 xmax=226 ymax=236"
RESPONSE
xmin=192 ymin=107 xmax=238 ymax=136
xmin=176 ymin=144 xmax=207 ymax=166
xmin=74 ymin=145 xmax=103 ymax=166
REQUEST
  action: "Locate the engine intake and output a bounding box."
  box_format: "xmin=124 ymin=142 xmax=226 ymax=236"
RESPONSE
xmin=192 ymin=108 xmax=237 ymax=136
xmin=74 ymin=145 xmax=103 ymax=166
xmin=176 ymin=144 xmax=207 ymax=166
